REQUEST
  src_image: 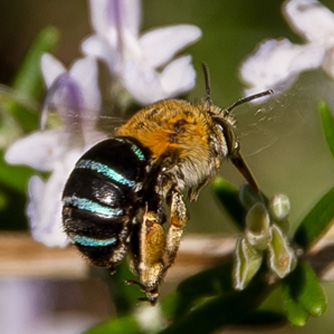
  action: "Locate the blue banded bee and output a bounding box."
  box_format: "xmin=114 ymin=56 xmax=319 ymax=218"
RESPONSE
xmin=62 ymin=65 xmax=272 ymax=304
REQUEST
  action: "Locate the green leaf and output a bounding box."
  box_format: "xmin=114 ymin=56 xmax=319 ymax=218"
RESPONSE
xmin=158 ymin=280 xmax=267 ymax=334
xmin=174 ymin=261 xmax=234 ymax=319
xmin=295 ymin=261 xmax=327 ymax=317
xmin=318 ymin=99 xmax=334 ymax=160
xmin=282 ymin=260 xmax=326 ymax=326
xmin=12 ymin=26 xmax=60 ymax=99
xmin=0 ymin=86 xmax=39 ymax=144
xmin=213 ymin=177 xmax=245 ymax=227
xmin=282 ymin=282 xmax=309 ymax=327
xmin=91 ymin=264 xmax=144 ymax=315
xmin=4 ymin=27 xmax=60 ymax=133
xmin=294 ymin=187 xmax=334 ymax=249
xmin=0 ymin=153 xmax=35 ymax=193
xmin=82 ymin=316 xmax=142 ymax=334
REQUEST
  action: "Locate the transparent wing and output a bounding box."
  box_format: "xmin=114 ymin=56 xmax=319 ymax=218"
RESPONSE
xmin=235 ymin=85 xmax=311 ymax=158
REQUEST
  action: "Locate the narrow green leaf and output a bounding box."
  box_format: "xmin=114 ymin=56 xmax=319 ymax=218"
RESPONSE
xmin=174 ymin=261 xmax=234 ymax=319
xmin=0 ymin=154 xmax=35 ymax=193
xmin=91 ymin=264 xmax=143 ymax=315
xmin=213 ymin=177 xmax=245 ymax=226
xmin=282 ymin=260 xmax=326 ymax=326
xmin=12 ymin=26 xmax=60 ymax=99
xmin=294 ymin=187 xmax=334 ymax=249
xmin=318 ymin=99 xmax=334 ymax=160
xmin=282 ymin=281 xmax=309 ymax=327
xmin=4 ymin=26 xmax=60 ymax=133
xmin=82 ymin=316 xmax=142 ymax=334
xmin=295 ymin=261 xmax=326 ymax=317
xmin=159 ymin=281 xmax=267 ymax=334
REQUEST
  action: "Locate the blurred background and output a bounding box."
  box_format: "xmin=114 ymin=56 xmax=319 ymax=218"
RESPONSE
xmin=1 ymin=0 xmax=334 ymax=333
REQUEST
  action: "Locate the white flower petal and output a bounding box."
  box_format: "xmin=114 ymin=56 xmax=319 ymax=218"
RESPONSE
xmin=139 ymin=25 xmax=202 ymax=68
xmin=160 ymin=55 xmax=196 ymax=96
xmin=70 ymin=57 xmax=101 ymax=113
xmin=89 ymin=0 xmax=111 ymax=37
xmin=89 ymin=0 xmax=141 ymax=40
xmin=41 ymin=54 xmax=66 ymax=88
xmin=284 ymin=0 xmax=334 ymax=44
xmin=240 ymin=38 xmax=324 ymax=95
xmin=121 ymin=61 xmax=164 ymax=104
xmin=81 ymin=35 xmax=119 ymax=72
xmin=4 ymin=130 xmax=69 ymax=171
xmin=119 ymin=0 xmax=141 ymax=37
xmin=27 ymin=175 xmax=69 ymax=248
xmin=27 ymin=150 xmax=82 ymax=248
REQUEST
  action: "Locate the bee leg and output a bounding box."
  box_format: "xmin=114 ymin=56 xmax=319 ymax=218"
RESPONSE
xmin=135 ymin=209 xmax=166 ymax=305
xmin=164 ymin=188 xmax=189 ymax=270
xmin=188 ymin=176 xmax=211 ymax=202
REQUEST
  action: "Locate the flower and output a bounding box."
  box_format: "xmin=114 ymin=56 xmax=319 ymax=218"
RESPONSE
xmin=5 ymin=55 xmax=103 ymax=247
xmin=82 ymin=0 xmax=202 ymax=104
xmin=240 ymin=0 xmax=334 ymax=97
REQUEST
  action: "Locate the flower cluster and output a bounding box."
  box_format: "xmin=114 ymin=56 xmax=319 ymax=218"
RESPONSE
xmin=240 ymin=0 xmax=334 ymax=97
xmin=5 ymin=0 xmax=201 ymax=247
xmin=234 ymin=185 xmax=296 ymax=290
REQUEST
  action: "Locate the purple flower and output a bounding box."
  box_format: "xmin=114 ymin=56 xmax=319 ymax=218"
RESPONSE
xmin=240 ymin=0 xmax=334 ymax=97
xmin=82 ymin=0 xmax=202 ymax=104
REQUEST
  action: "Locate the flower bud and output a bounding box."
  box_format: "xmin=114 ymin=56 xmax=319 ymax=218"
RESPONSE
xmin=268 ymin=224 xmax=297 ymax=278
xmin=245 ymin=202 xmax=270 ymax=250
xmin=269 ymin=194 xmax=291 ymax=222
xmin=234 ymin=238 xmax=263 ymax=290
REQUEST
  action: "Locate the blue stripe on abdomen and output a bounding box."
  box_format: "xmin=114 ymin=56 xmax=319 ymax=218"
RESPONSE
xmin=75 ymin=159 xmax=135 ymax=187
xmin=63 ymin=195 xmax=123 ymax=217
xmin=71 ymin=234 xmax=117 ymax=247
xmin=115 ymin=138 xmax=146 ymax=161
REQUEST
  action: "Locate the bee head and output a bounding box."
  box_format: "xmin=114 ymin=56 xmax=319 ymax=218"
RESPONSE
xmin=201 ymin=63 xmax=273 ymax=157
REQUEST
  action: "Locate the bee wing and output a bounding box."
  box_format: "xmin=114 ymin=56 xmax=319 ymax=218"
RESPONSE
xmin=236 ymin=90 xmax=305 ymax=157
xmin=41 ymin=83 xmax=127 ymax=143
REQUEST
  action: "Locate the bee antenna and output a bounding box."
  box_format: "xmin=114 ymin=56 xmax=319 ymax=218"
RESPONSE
xmin=226 ymin=89 xmax=274 ymax=113
xmin=202 ymin=63 xmax=211 ymax=103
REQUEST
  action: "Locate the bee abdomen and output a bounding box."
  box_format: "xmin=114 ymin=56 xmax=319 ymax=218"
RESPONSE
xmin=62 ymin=137 xmax=151 ymax=267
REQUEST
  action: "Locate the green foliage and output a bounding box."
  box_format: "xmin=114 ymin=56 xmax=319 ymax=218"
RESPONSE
xmin=282 ymin=261 xmax=327 ymax=326
xmin=213 ymin=177 xmax=245 ymax=226
xmin=12 ymin=26 xmax=60 ymax=100
xmin=294 ymin=187 xmax=334 ymax=249
xmin=318 ymin=99 xmax=334 ymax=160
xmin=82 ymin=316 xmax=142 ymax=334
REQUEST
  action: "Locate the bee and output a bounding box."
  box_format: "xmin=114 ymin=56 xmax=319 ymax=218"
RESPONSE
xmin=62 ymin=64 xmax=272 ymax=304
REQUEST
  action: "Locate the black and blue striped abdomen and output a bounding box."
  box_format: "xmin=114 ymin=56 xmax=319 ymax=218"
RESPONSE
xmin=62 ymin=137 xmax=151 ymax=268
